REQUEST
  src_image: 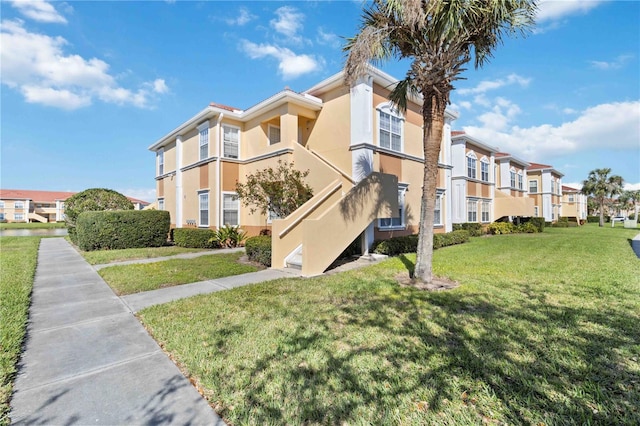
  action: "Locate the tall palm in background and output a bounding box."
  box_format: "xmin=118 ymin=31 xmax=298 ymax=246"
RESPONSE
xmin=581 ymin=168 xmax=624 ymax=227
xmin=344 ymin=0 xmax=537 ymax=283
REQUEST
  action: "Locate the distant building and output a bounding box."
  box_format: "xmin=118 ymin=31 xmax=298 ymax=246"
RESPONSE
xmin=561 ymin=185 xmax=588 ymax=223
xmin=0 ymin=189 xmax=150 ymax=223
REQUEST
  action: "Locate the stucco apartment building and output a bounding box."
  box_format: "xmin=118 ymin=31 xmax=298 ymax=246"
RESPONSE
xmin=561 ymin=185 xmax=588 ymax=222
xmin=0 ymin=189 xmax=149 ymax=223
xmin=151 ymin=66 xmax=568 ymax=275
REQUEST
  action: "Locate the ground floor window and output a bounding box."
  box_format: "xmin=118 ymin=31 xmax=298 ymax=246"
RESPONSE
xmin=14 ymin=213 xmax=24 ymax=221
xmin=379 ymin=184 xmax=408 ymax=229
xmin=198 ymin=192 xmax=209 ymax=227
xmin=434 ymin=191 xmax=444 ymax=226
xmin=467 ymin=199 xmax=477 ymax=222
xmin=0 ymin=213 xmax=4 ymax=221
xmin=481 ymin=202 xmax=491 ymax=223
xmin=158 ymin=198 xmax=164 ymax=211
xmin=223 ymin=193 xmax=239 ymax=226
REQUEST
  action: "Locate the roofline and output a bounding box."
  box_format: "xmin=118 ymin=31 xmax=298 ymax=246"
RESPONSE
xmin=527 ymin=165 xmax=565 ymax=177
xmin=304 ymin=65 xmax=458 ymax=120
xmin=148 ymin=91 xmax=323 ymax=151
xmin=495 ymin=154 xmax=530 ymax=168
xmin=451 ymin=133 xmax=499 ymax=154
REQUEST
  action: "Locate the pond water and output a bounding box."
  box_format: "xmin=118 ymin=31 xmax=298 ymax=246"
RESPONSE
xmin=0 ymin=228 xmax=68 ymax=237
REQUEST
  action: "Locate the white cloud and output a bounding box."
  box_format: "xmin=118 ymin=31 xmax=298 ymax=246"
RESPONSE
xmin=458 ymin=74 xmax=531 ymax=96
xmin=270 ymin=6 xmax=304 ymax=40
xmin=590 ymin=54 xmax=634 ymax=70
xmin=624 ymin=183 xmax=640 ymax=191
xmin=0 ymin=19 xmax=168 ymax=109
xmin=317 ymin=27 xmax=340 ymax=48
xmin=536 ymin=0 xmax=603 ymax=22
xmin=459 ymin=101 xmax=472 ymax=110
xmin=11 ymin=0 xmax=67 ymax=24
xmin=464 ymin=101 xmax=640 ymax=161
xmin=240 ymin=40 xmax=322 ymax=80
xmin=226 ymin=7 xmax=256 ymax=26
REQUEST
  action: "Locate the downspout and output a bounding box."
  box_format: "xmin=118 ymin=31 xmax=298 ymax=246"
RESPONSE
xmin=216 ymin=113 xmax=224 ymax=229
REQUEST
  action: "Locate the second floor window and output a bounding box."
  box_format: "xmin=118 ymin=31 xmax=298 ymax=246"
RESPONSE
xmin=199 ymin=125 xmax=209 ymax=160
xmin=510 ymin=169 xmax=516 ymax=188
xmin=268 ymin=125 xmax=281 ymax=145
xmin=378 ymin=107 xmax=402 ymax=152
xmin=157 ymin=149 xmax=164 ymax=176
xmin=518 ymin=172 xmax=523 ymax=190
xmin=467 ymin=154 xmax=477 ymax=179
xmin=223 ymin=125 xmax=239 ymax=159
xmin=568 ymin=194 xmax=574 ymax=202
xmin=14 ymin=201 xmax=24 ymax=209
xmin=481 ymin=159 xmax=489 ymax=182
xmin=158 ymin=198 xmax=164 ymax=211
xmin=529 ymin=180 xmax=538 ymax=193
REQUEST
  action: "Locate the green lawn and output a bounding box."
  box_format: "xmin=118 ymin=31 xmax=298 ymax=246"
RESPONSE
xmin=80 ymin=245 xmax=214 ymax=265
xmin=0 ymin=237 xmax=40 ymax=426
xmin=99 ymin=252 xmax=260 ymax=295
xmin=140 ymin=225 xmax=640 ymax=425
xmin=0 ymin=222 xmax=65 ymax=229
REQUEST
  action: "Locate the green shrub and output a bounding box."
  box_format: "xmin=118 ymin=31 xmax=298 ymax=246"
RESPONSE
xmin=76 ymin=210 xmax=170 ymax=251
xmin=372 ymin=230 xmax=470 ymax=256
xmin=528 ymin=217 xmax=545 ymax=232
xmin=173 ymin=228 xmax=217 ymax=249
xmin=629 ymin=213 xmax=636 ymax=220
xmin=65 ymin=188 xmax=133 ymax=243
xmin=553 ymin=217 xmax=569 ymax=228
xmin=516 ymin=222 xmax=539 ymax=233
xmin=245 ymin=236 xmax=272 ymax=267
xmin=212 ymin=225 xmax=248 ymax=248
xmin=587 ymin=216 xmax=600 ymax=223
xmin=488 ymin=222 xmax=515 ymax=235
xmin=452 ymin=222 xmax=484 ymax=237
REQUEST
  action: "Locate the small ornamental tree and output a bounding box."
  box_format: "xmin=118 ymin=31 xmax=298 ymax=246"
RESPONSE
xmin=65 ymin=188 xmax=133 ymax=242
xmin=235 ymin=160 xmax=313 ymax=219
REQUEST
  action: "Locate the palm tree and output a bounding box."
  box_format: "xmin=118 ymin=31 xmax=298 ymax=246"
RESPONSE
xmin=581 ymin=168 xmax=624 ymax=227
xmin=344 ymin=0 xmax=537 ymax=283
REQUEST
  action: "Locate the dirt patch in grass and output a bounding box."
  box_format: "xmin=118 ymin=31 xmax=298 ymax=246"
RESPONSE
xmin=394 ymin=273 xmax=459 ymax=291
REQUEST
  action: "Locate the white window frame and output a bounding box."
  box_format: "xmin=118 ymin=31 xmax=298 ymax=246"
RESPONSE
xmin=379 ymin=183 xmax=408 ymax=230
xmin=517 ymin=171 xmax=523 ymax=190
xmin=529 ymin=180 xmax=538 ymax=193
xmin=0 ymin=201 xmax=4 ymax=208
xmin=568 ymin=194 xmax=574 ymax=202
xmin=157 ymin=148 xmax=164 ymax=176
xmin=467 ymin=199 xmax=478 ymax=222
xmin=480 ymin=157 xmax=489 ymax=182
xmin=0 ymin=213 xmax=4 ymax=221
xmin=222 ymin=192 xmax=240 ymax=226
xmin=14 ymin=213 xmax=24 ymax=221
xmin=377 ymin=103 xmax=403 ymax=153
xmin=467 ymin=152 xmax=477 ymax=179
xmin=534 ymin=206 xmax=539 ymax=217
xmin=481 ymin=201 xmax=491 ymax=223
xmin=157 ymin=198 xmax=164 ymax=211
xmin=434 ymin=191 xmax=444 ymax=226
xmin=268 ymin=124 xmax=281 ymax=145
xmin=198 ymin=191 xmax=209 ymax=228
xmin=223 ymin=124 xmax=240 ymax=159
xmin=14 ymin=201 xmax=24 ymax=209
xmin=510 ymin=168 xmax=516 ymax=188
xmin=198 ymin=122 xmax=209 ymax=161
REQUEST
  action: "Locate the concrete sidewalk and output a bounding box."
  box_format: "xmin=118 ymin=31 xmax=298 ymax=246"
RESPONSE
xmin=10 ymin=238 xmax=224 ymax=425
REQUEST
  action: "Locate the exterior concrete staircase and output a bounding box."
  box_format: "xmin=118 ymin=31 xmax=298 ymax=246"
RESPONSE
xmin=28 ymin=212 xmax=48 ymax=223
xmin=272 ymin=172 xmax=398 ymax=277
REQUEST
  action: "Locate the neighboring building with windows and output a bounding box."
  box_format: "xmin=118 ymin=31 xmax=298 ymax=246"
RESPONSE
xmin=150 ymin=65 xmax=567 ymax=276
xmin=0 ymin=189 xmax=150 ymax=223
xmin=527 ymin=163 xmax=564 ymax=222
xmin=450 ymin=131 xmax=497 ymax=225
xmin=561 ymin=185 xmax=587 ymax=223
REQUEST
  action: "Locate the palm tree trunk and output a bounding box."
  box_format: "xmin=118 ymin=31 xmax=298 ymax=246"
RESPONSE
xmin=599 ymin=198 xmax=605 ymax=227
xmin=414 ymin=93 xmax=446 ymax=283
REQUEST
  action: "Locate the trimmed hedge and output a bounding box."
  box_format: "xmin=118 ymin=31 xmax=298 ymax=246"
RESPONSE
xmin=452 ymin=222 xmax=484 ymax=237
xmin=65 ymin=188 xmax=133 ymax=243
xmin=488 ymin=222 xmax=515 ymax=235
xmin=76 ymin=210 xmax=170 ymax=251
xmin=528 ymin=217 xmax=545 ymax=232
xmin=587 ymin=215 xmax=611 ymax=223
xmin=172 ymin=228 xmax=217 ymax=249
xmin=372 ymin=230 xmax=470 ymax=256
xmin=245 ymin=236 xmax=272 ymax=267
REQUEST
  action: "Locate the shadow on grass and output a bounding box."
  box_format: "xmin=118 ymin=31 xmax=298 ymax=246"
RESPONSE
xmin=398 ymin=254 xmax=415 ymax=278
xmin=222 ymin=280 xmax=639 ymax=424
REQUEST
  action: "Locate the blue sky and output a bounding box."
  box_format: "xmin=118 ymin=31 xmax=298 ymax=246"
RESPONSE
xmin=1 ymin=0 xmax=638 ymax=202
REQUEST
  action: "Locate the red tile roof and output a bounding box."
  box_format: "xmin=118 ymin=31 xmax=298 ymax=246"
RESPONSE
xmin=0 ymin=189 xmax=75 ymax=202
xmin=451 ymin=130 xmax=465 ymax=136
xmin=495 ymin=152 xmax=510 ymax=157
xmin=562 ymin=185 xmax=580 ymax=192
xmin=0 ymin=189 xmax=150 ymax=205
xmin=527 ymin=162 xmax=553 ymax=170
xmin=209 ymin=102 xmax=239 ymax=112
